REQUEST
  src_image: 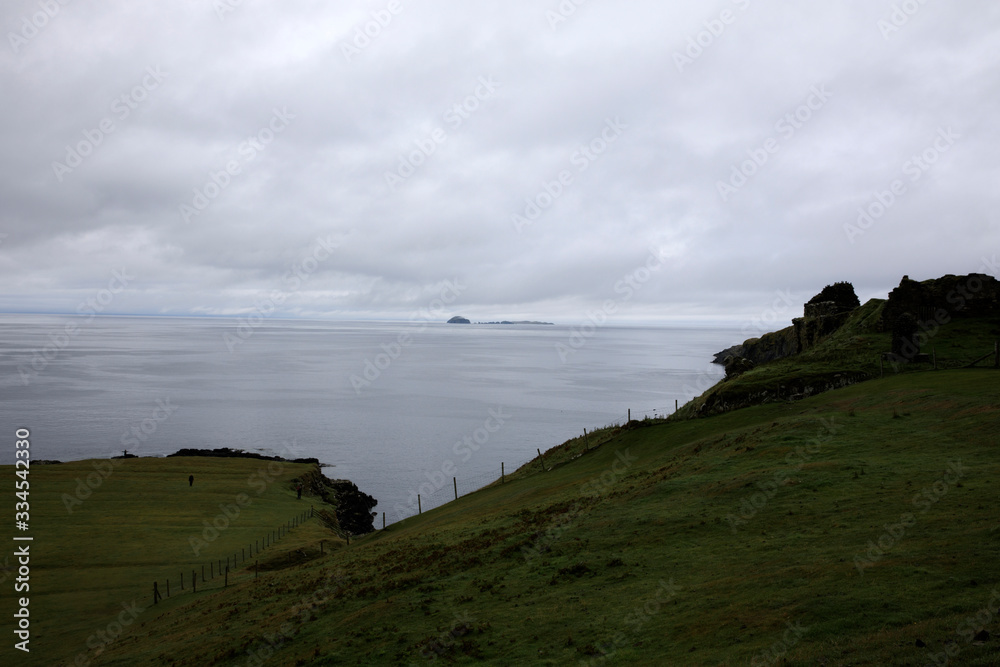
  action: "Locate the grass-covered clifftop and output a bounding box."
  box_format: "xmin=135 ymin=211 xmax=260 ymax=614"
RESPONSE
xmin=677 ymin=297 xmax=1000 ymax=419
xmin=9 ymin=365 xmax=999 ymax=665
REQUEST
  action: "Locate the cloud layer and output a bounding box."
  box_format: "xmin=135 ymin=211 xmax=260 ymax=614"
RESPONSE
xmin=2 ymin=0 xmax=998 ymax=324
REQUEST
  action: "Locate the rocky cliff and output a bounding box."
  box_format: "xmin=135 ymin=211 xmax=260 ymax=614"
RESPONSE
xmin=714 ymin=284 xmax=861 ymax=368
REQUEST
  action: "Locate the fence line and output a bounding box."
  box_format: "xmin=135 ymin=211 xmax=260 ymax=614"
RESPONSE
xmin=386 ymin=405 xmax=680 ymax=525
xmin=150 ymin=506 xmax=315 ymax=605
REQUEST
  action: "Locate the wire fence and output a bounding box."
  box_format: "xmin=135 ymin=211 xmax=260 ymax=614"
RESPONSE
xmin=150 ymin=507 xmax=315 ymax=605
xmin=384 ymin=403 xmax=686 ymax=526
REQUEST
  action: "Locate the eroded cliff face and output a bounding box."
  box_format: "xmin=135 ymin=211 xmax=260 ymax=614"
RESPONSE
xmin=298 ymin=466 xmax=377 ymax=535
xmin=714 ymin=298 xmax=857 ymax=369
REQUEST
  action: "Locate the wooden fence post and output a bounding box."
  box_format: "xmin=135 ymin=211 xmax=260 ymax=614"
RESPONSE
xmin=537 ymin=448 xmax=545 ymax=472
xmin=584 ymin=428 xmax=589 ymax=450
xmin=225 ymin=565 xmax=229 ymax=588
xmin=418 ymin=494 xmax=422 ymax=514
xmin=382 ymin=512 xmax=385 ymax=530
xmin=675 ymin=399 xmax=678 ymax=412
xmin=628 ymin=409 xmax=630 ymax=422
xmin=192 ymin=571 xmax=196 ymax=594
xmin=153 ymin=582 xmax=161 ymax=605
xmin=501 ymin=462 xmax=505 ymax=484
xmin=453 ymin=477 xmax=458 ymax=501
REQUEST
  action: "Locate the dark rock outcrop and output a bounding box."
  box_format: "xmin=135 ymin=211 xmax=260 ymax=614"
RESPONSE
xmin=806 ymin=281 xmax=860 ymax=314
xmin=447 ymin=315 xmax=471 ymax=324
xmin=167 ymin=447 xmax=319 ymax=464
xmin=328 ymin=479 xmax=377 ymax=535
xmin=724 ymin=356 xmax=755 ymax=379
xmin=714 ymin=283 xmax=859 ymax=367
xmin=881 ymin=273 xmax=1000 ymax=333
xmin=298 ymin=466 xmax=377 ymax=535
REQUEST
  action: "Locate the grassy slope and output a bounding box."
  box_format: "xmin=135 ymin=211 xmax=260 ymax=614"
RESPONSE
xmin=32 ymin=368 xmax=993 ymax=666
xmin=0 ymin=457 xmax=322 ymax=666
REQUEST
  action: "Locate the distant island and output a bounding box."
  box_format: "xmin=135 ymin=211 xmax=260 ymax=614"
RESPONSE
xmin=447 ymin=315 xmax=553 ymax=325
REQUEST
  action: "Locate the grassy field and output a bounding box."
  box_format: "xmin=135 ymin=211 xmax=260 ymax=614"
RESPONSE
xmin=0 ymin=456 xmax=323 ymax=666
xmin=4 ymin=365 xmax=997 ymax=665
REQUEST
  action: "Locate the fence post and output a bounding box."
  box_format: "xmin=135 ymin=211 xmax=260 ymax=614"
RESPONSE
xmin=583 ymin=428 xmax=589 ymax=450
xmin=453 ymin=477 xmax=458 ymax=501
xmin=153 ymin=582 xmax=161 ymax=605
xmin=628 ymin=409 xmax=630 ymax=422
xmin=501 ymin=462 xmax=505 ymax=484
xmin=675 ymin=399 xmax=678 ymax=412
xmin=382 ymin=512 xmax=385 ymax=530
xmin=418 ymin=494 xmax=422 ymax=514
xmin=537 ymin=448 xmax=545 ymax=472
xmin=225 ymin=565 xmax=229 ymax=588
xmin=192 ymin=570 xmax=196 ymax=594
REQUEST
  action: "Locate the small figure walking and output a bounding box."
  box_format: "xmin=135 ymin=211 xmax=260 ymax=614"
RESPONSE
xmin=189 ymin=475 xmax=194 ymax=487
xmin=296 ymin=484 xmax=303 ymax=499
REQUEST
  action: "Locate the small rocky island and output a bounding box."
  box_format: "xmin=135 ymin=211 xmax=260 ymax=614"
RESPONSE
xmin=447 ymin=315 xmax=553 ymax=325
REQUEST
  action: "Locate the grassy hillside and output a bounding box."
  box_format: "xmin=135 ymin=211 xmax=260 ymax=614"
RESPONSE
xmin=7 ymin=366 xmax=997 ymax=665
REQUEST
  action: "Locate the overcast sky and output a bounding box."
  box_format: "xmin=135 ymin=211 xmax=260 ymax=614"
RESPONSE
xmin=1 ymin=1 xmax=998 ymax=325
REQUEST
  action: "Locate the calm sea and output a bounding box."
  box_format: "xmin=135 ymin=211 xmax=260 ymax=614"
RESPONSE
xmin=0 ymin=315 xmax=742 ymax=524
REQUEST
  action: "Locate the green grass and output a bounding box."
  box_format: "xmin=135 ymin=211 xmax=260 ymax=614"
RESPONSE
xmin=0 ymin=456 xmax=324 ymax=666
xmin=5 ymin=368 xmax=996 ymax=665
